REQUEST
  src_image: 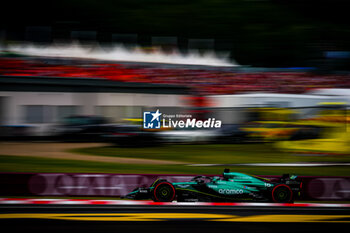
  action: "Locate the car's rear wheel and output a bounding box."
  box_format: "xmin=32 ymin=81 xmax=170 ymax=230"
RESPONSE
xmin=271 ymin=184 xmax=293 ymax=203
xmin=152 ymin=181 xmax=176 ymax=202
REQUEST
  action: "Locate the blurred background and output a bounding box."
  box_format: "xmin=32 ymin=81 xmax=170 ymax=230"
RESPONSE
xmin=0 ymin=0 xmax=350 ymax=178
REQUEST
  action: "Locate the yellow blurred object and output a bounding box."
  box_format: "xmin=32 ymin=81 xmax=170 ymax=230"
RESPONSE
xmin=243 ymin=104 xmax=350 ymax=152
xmin=276 ymin=128 xmax=350 ymax=154
xmin=250 ymin=107 xmax=298 ymax=121
xmin=122 ymin=118 xmax=143 ymax=123
xmin=318 ymin=102 xmax=347 ymax=105
xmin=276 ymin=102 xmax=350 ymax=154
xmin=241 ymin=121 xmax=299 ymax=141
xmin=242 ymin=107 xmax=299 ymax=141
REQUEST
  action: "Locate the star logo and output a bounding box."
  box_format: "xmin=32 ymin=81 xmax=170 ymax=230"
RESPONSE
xmin=143 ymin=109 xmax=162 ymax=129
xmin=151 ymin=109 xmax=162 ymax=122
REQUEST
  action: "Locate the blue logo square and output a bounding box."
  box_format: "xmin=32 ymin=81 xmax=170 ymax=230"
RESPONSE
xmin=143 ymin=110 xmax=162 ymax=129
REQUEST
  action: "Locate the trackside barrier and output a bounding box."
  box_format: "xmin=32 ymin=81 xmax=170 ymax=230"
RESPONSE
xmin=0 ymin=173 xmax=349 ymax=201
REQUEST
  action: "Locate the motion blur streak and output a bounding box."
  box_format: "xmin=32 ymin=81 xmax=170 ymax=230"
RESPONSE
xmin=212 ymin=215 xmax=350 ymax=223
xmin=0 ymin=213 xmax=349 ymax=222
xmin=0 ymin=213 xmax=234 ymax=221
xmin=7 ymin=43 xmax=236 ymax=67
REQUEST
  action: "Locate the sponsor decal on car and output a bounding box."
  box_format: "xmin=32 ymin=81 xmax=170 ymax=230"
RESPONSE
xmin=218 ymin=189 xmax=244 ymax=195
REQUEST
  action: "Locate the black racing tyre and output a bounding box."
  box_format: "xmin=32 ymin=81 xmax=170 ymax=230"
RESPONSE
xmin=152 ymin=181 xmax=176 ymax=202
xmin=271 ymin=184 xmax=293 ymax=203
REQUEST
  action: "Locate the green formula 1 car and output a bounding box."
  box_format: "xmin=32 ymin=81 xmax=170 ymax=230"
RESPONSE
xmin=125 ymin=169 xmax=302 ymax=203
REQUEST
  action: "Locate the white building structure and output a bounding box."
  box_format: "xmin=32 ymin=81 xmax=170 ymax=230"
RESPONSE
xmin=0 ymin=76 xmax=188 ymax=135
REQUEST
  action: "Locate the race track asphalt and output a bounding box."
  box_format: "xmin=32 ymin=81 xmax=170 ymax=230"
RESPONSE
xmin=0 ymin=204 xmax=349 ymax=233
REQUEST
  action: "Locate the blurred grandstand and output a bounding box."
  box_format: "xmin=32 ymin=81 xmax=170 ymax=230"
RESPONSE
xmin=1 ymin=56 xmax=350 ymax=95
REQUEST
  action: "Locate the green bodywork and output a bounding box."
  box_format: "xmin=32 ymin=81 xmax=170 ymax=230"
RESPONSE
xmin=170 ymin=172 xmax=274 ymax=199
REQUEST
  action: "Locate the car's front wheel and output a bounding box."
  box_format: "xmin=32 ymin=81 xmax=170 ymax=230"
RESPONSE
xmin=152 ymin=181 xmax=176 ymax=202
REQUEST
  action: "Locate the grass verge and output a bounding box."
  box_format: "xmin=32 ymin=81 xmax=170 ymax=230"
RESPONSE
xmin=71 ymin=143 xmax=350 ymax=164
xmin=0 ymin=154 xmax=349 ymax=176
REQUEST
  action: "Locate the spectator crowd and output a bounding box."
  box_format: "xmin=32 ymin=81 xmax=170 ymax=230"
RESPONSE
xmin=1 ymin=58 xmax=349 ymax=95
